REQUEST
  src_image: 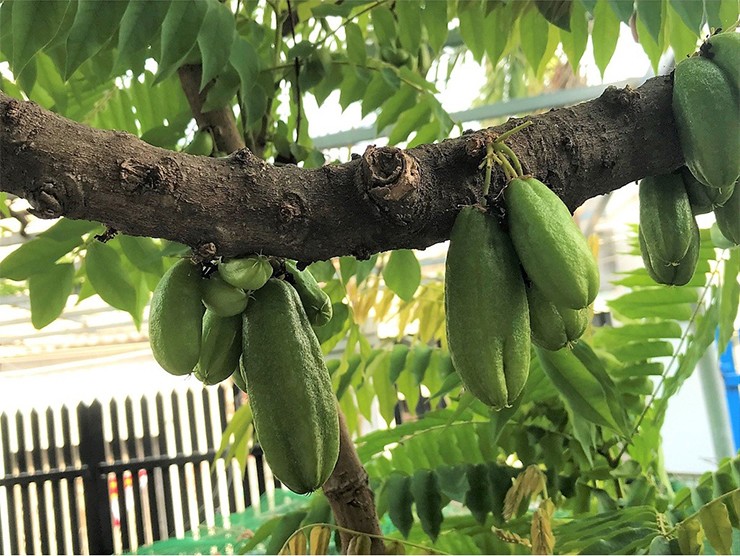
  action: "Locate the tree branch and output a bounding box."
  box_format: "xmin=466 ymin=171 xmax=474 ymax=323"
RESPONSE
xmin=0 ymin=76 xmax=681 ymax=263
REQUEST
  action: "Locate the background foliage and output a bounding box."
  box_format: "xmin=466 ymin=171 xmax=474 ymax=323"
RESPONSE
xmin=1 ymin=0 xmax=739 ymax=554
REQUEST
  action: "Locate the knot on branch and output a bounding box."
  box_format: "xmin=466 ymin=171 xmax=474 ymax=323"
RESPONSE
xmin=28 ymin=181 xmax=64 ymax=219
xmin=359 ymin=145 xmax=423 ymax=227
xmin=601 ymin=85 xmax=640 ymax=110
xmin=119 ymin=157 xmax=183 ymax=195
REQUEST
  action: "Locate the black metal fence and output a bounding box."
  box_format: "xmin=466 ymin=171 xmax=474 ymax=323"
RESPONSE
xmin=0 ymin=383 xmax=271 ymax=555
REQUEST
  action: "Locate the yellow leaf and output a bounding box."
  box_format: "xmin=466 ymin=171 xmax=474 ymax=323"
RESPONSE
xmin=494 ymin=527 xmax=532 ymax=548
xmin=700 ymin=501 xmax=732 ymax=555
xmin=504 ymin=465 xmax=547 ymax=520
xmin=677 ymin=517 xmax=703 ymax=555
xmin=346 ymin=534 xmax=372 ymax=554
xmin=530 ymin=499 xmax=555 ymax=555
xmin=309 ymin=525 xmax=331 ymax=555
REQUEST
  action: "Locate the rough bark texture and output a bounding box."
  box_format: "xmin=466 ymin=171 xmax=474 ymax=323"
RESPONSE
xmin=0 ymin=76 xmax=682 ymax=263
xmin=323 ymin=411 xmax=385 ymax=554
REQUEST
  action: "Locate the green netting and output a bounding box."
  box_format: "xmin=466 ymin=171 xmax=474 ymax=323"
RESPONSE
xmin=129 ymin=489 xmax=311 ymax=555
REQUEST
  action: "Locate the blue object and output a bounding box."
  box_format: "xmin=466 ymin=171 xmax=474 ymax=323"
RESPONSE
xmin=718 ymin=334 xmax=740 ymax=451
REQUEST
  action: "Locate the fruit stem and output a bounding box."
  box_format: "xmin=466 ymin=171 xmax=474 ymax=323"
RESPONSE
xmin=495 ymin=120 xmax=533 ymax=143
xmin=495 ymin=142 xmax=524 ymax=177
xmin=482 ymin=142 xmax=494 ymax=198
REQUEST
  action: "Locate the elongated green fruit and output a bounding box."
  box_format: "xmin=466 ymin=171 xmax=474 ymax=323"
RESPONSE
xmin=639 ymin=174 xmax=695 ymax=264
xmin=681 ymin=167 xmax=735 ymax=215
xmin=219 ymin=255 xmax=273 ymax=290
xmin=194 ymin=310 xmax=242 ymax=385
xmin=149 ymin=259 xmax=204 ymax=375
xmin=242 ymin=279 xmax=339 ymax=494
xmin=285 ymin=261 xmax=332 ymax=327
xmin=445 ymin=206 xmax=530 ymax=409
xmin=714 ymin=182 xmax=740 ymax=245
xmin=527 ymin=284 xmax=588 ymax=351
xmin=505 ymin=177 xmax=599 ymax=309
xmin=673 ymin=56 xmax=740 ymax=189
xmin=201 ymin=274 xmax=248 ymax=317
xmin=639 ymin=219 xmax=700 ymax=286
xmin=703 ymin=32 xmax=740 ymax=94
xmin=710 ymin=222 xmax=736 ymax=249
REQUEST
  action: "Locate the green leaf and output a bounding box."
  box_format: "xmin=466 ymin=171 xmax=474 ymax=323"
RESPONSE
xmin=700 ymin=501 xmax=733 ymax=555
xmin=559 ymin=0 xmax=589 ymax=69
xmin=0 ymin=237 xmax=81 ymax=281
xmin=338 ymin=65 xmax=371 ymax=110
xmin=484 ymin=3 xmax=513 ymax=67
xmin=375 ymin=85 xmax=416 ymax=132
xmin=153 ymin=0 xmax=208 ymax=85
xmin=65 ymin=0 xmax=128 ymax=78
xmin=85 ymin=241 xmax=139 ymax=320
xmin=369 ymin=352 xmax=398 ymax=426
xmin=10 ymin=0 xmax=71 ymax=75
xmin=230 ymin=36 xmax=260 ymax=94
xmin=264 ymin=511 xmax=309 ymax=555
xmin=535 ymin=0 xmax=572 ymax=30
xmin=345 ymin=22 xmax=366 ymax=65
xmin=383 ymin=250 xmax=421 ymax=302
xmin=536 ymin=347 xmax=622 ymax=431
xmin=464 ymin=463 xmax=494 ymax=524
xmin=636 ymin=0 xmax=663 ymax=44
xmin=435 ymin=465 xmax=470 ymax=501
xmin=667 ymin=5 xmax=700 ymax=61
xmin=386 ymin=472 xmax=414 ymax=538
xmin=411 ymin=469 xmax=444 ymax=541
xmin=612 ymin=340 xmax=675 ymax=361
xmin=388 ymin=101 xmax=432 ymax=145
xmin=522 ymin=7 xmax=559 ymax=77
xmin=362 ymin=70 xmax=398 ymax=117
xmin=669 ymin=0 xmax=704 ymax=32
xmin=458 ymin=0 xmax=486 ymax=62
xmin=116 ymin=0 xmax=171 ymax=71
xmin=592 ymin=0 xmax=621 ymax=76
xmin=117 ymin=235 xmax=164 ymax=275
xmin=608 ymin=287 xmax=697 ymax=320
xmin=396 ymin=1 xmax=422 ymax=54
xmin=197 ymin=1 xmax=236 ymax=90
xmin=607 ymin=0 xmax=635 ymax=23
xmin=371 ymin=6 xmax=396 ymax=44
xmin=422 ymin=0 xmax=448 ymax=54
xmin=28 ymin=263 xmax=75 ymax=329
xmin=718 ymin=250 xmax=740 ymax=349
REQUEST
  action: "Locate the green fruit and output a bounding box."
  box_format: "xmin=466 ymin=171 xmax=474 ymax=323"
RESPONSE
xmin=285 ymin=261 xmax=333 ymax=327
xmin=242 ymin=279 xmax=339 ymax=494
xmin=184 ymin=129 xmax=214 ymax=156
xmin=714 ymin=181 xmax=740 ymax=245
xmin=194 ymin=310 xmax=242 ymax=385
xmin=149 ymin=259 xmax=204 ymax=375
xmin=526 ymin=284 xmax=588 ymax=351
xmin=445 ymin=206 xmax=530 ymax=409
xmin=681 ymin=167 xmax=734 ymax=214
xmin=703 ymin=32 xmax=740 ymax=94
xmin=201 ymin=273 xmax=248 ymax=317
xmin=710 ymin=222 xmax=736 ymax=249
xmin=639 ymin=174 xmax=695 ymax=264
xmin=219 ymin=255 xmax=273 ymax=290
xmin=639 ymin=219 xmax=700 ymax=286
xmin=673 ymin=56 xmax=740 ymax=189
xmin=504 ymin=177 xmax=600 ymax=309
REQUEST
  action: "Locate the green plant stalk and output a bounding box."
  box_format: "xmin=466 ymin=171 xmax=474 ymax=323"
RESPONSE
xmin=495 ymin=120 xmax=533 ymax=143
xmin=495 ymin=142 xmax=523 ymax=177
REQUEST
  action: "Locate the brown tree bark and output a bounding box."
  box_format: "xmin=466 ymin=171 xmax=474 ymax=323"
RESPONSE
xmin=0 ymin=76 xmax=682 ymax=263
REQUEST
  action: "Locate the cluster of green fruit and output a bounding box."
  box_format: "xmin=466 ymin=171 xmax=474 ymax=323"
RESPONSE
xmin=148 ymin=255 xmax=339 ymax=494
xmin=639 ymin=31 xmax=739 ymax=285
xmin=445 ymin=175 xmax=599 ymax=410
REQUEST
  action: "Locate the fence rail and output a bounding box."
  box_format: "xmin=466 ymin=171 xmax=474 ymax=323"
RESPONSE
xmin=0 ymin=381 xmax=273 ymax=555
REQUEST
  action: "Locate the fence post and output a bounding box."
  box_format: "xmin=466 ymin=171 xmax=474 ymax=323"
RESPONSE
xmin=77 ymin=401 xmax=112 ymax=555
